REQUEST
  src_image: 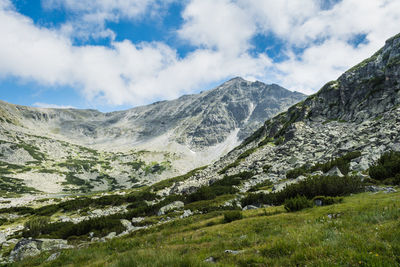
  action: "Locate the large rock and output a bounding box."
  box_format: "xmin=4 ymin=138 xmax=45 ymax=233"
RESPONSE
xmin=120 ymin=219 xmax=134 ymax=231
xmin=39 ymin=239 xmax=71 ymax=251
xmin=9 ymin=238 xmax=73 ymax=262
xmin=9 ymin=239 xmax=41 ymax=262
xmin=157 ymin=201 xmax=185 ymax=216
xmin=0 ymin=232 xmax=6 ymax=245
xmin=326 ymin=166 xmax=344 ymax=177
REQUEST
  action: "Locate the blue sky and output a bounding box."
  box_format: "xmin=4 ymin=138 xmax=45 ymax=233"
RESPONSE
xmin=0 ymin=0 xmax=399 ymax=112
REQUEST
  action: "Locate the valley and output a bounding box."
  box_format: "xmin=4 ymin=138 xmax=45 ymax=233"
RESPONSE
xmin=0 ymin=32 xmax=399 ymax=267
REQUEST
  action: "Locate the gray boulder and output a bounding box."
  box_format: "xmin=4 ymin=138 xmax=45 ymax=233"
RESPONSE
xmin=10 ymin=238 xmax=73 ymax=261
xmin=180 ymin=210 xmax=193 ymax=219
xmin=242 ymin=205 xmax=258 ymax=210
xmin=0 ymin=232 xmax=6 ymax=245
xmin=326 ymin=166 xmax=344 ymax=177
xmin=46 ymin=252 xmax=61 ymax=262
xmin=120 ymin=219 xmax=134 ymax=231
xmin=9 ymin=239 xmax=41 ymax=262
xmin=157 ymin=201 xmax=184 ymax=216
xmin=40 ymin=239 xmax=71 ymax=251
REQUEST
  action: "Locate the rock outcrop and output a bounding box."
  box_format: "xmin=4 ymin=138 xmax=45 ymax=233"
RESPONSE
xmin=162 ymin=33 xmax=400 ymax=196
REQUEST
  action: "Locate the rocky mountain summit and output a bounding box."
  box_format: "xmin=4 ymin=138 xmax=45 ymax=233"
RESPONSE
xmin=0 ymin=79 xmax=304 ymax=194
xmin=160 ymin=33 xmax=400 ymax=196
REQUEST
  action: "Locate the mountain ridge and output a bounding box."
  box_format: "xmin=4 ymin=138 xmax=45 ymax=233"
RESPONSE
xmin=0 ymin=78 xmax=305 ymax=194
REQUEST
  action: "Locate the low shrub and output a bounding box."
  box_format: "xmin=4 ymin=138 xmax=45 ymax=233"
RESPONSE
xmin=258 ymin=137 xmax=274 ymax=147
xmin=248 ymin=180 xmax=273 ymax=192
xmin=0 ymin=206 xmax=34 ymax=215
xmin=23 ymin=216 xmax=51 ymax=237
xmin=23 ymin=215 xmax=125 ymax=239
xmin=286 ymin=167 xmax=308 ymax=179
xmin=369 ymin=151 xmax=400 ymax=184
xmin=185 ymin=172 xmax=253 ymax=203
xmin=237 ymin=148 xmax=257 ymax=160
xmin=242 ymin=175 xmax=362 ymax=207
xmin=223 ymin=210 xmax=243 ymax=223
xmin=311 ymin=151 xmax=361 ymax=175
xmin=213 ymin=171 xmax=254 ymax=187
xmin=284 ymin=195 xmax=313 ymax=212
xmin=0 ymin=218 xmax=8 ymax=226
xmin=312 ymin=196 xmax=343 ymax=206
xmin=218 ymin=160 xmax=241 ymax=175
xmin=285 ymin=151 xmax=362 ymax=179
xmin=150 ymin=166 xmax=207 ymax=191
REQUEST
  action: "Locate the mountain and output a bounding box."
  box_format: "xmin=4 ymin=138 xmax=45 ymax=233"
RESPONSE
xmin=0 ymin=78 xmax=305 ymax=194
xmin=161 ymin=33 xmax=400 ymax=196
xmin=1 ymin=33 xmax=399 ymax=267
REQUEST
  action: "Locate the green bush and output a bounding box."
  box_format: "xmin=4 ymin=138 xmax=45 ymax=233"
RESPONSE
xmin=23 ymin=215 xmax=125 ymax=239
xmin=369 ymin=151 xmax=400 ymax=184
xmin=223 ymin=210 xmax=243 ymax=223
xmin=312 ymin=196 xmax=343 ymax=206
xmin=242 ymin=175 xmax=362 ymax=207
xmin=151 ymin=166 xmax=207 ymax=191
xmin=0 ymin=206 xmax=34 ymax=215
xmin=23 ymin=216 xmax=51 ymax=237
xmin=185 ymin=172 xmax=254 ymax=203
xmin=284 ymin=195 xmax=313 ymax=212
xmin=311 ymin=151 xmax=361 ymax=175
xmin=218 ymin=160 xmax=241 ymax=175
xmin=0 ymin=218 xmax=8 ymax=226
xmin=237 ymin=148 xmax=257 ymax=160
xmin=274 ymin=136 xmax=285 ymax=145
xmin=248 ymin=180 xmax=273 ymax=192
xmin=213 ymin=171 xmax=254 ymax=187
xmin=285 ymin=151 xmax=362 ymax=179
xmin=258 ymin=137 xmax=274 ymax=147
xmin=286 ymin=167 xmax=308 ymax=179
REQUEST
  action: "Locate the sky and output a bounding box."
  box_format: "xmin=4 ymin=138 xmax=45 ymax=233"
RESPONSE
xmin=0 ymin=0 xmax=399 ymax=112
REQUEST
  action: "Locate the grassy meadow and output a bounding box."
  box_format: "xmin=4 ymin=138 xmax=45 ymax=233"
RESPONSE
xmin=10 ymin=190 xmax=400 ymax=267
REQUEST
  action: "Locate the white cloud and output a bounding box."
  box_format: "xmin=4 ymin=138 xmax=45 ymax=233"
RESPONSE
xmin=42 ymin=0 xmax=175 ymax=41
xmin=33 ymin=102 xmax=76 ymax=109
xmin=0 ymin=0 xmax=271 ymax=106
xmin=251 ymin=0 xmax=400 ymax=93
xmin=0 ymin=0 xmax=399 ymax=107
xmin=178 ymin=0 xmax=256 ymax=55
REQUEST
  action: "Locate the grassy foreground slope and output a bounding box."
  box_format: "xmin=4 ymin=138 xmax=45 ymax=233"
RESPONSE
xmin=12 ymin=191 xmax=400 ymax=267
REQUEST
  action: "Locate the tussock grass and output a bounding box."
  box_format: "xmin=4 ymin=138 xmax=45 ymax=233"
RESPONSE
xmin=12 ymin=191 xmax=400 ymax=267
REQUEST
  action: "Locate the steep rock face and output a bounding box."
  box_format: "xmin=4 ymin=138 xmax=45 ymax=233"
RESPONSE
xmin=164 ymin=33 xmax=400 ymax=196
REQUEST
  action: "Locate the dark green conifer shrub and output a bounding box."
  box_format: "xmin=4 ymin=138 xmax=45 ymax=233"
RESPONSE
xmin=284 ymin=196 xmax=313 ymax=212
xmin=223 ymin=210 xmax=243 ymax=223
xmin=369 ymin=151 xmax=400 ymax=184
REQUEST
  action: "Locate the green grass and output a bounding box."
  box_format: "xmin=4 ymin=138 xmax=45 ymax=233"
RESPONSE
xmin=0 ymin=176 xmax=39 ymax=196
xmin=150 ymin=166 xmax=208 ymax=192
xmin=12 ymin=191 xmax=400 ymax=266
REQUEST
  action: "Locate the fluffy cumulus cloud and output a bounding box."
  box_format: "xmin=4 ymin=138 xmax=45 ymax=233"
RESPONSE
xmin=33 ymin=102 xmax=76 ymax=109
xmin=0 ymin=0 xmax=400 ymax=106
xmin=42 ymin=0 xmax=174 ymax=40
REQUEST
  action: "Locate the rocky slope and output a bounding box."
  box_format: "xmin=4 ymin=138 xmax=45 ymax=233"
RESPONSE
xmin=0 ymin=33 xmax=399 ymax=265
xmin=158 ymin=33 xmax=400 ymax=196
xmin=0 ymin=79 xmax=304 ymax=194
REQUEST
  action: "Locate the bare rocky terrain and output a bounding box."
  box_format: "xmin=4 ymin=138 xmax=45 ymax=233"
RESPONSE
xmin=0 ymin=78 xmax=304 ymax=195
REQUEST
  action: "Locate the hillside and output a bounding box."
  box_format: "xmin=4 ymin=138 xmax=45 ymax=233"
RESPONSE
xmin=0 ymin=33 xmax=399 ymax=266
xmin=9 ymin=192 xmax=400 ymax=266
xmin=0 ymin=79 xmax=305 ymax=194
